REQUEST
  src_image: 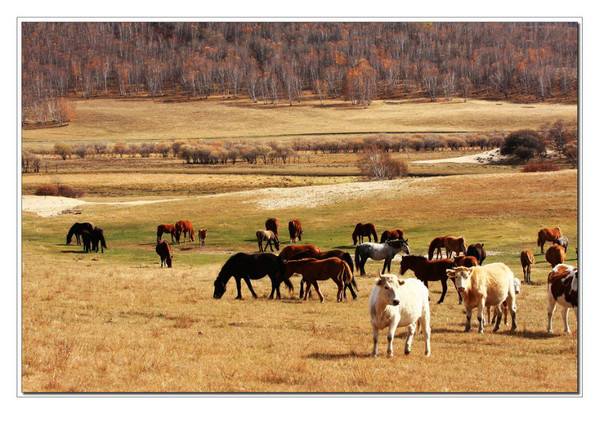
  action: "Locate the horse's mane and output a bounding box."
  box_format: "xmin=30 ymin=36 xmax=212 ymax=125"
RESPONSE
xmin=403 ymin=254 xmax=427 ymax=261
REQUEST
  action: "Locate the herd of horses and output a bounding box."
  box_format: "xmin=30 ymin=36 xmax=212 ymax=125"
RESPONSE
xmin=66 ymin=222 xmax=107 ymax=253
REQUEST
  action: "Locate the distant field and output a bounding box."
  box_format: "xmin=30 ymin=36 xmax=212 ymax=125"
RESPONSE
xmin=22 ymin=97 xmax=577 ymax=148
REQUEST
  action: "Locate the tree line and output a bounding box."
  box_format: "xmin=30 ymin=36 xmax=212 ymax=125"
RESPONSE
xmin=22 ymin=22 xmax=578 ymax=124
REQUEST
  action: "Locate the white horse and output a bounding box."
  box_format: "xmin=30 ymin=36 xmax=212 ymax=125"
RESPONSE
xmin=369 ymin=272 xmax=431 ymax=357
xmin=355 ymin=239 xmax=410 ymax=275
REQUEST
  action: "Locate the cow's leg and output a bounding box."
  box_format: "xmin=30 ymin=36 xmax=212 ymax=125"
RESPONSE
xmin=493 ymin=304 xmax=503 ymax=332
xmin=387 ymin=317 xmax=400 ymax=357
xmin=243 ymin=277 xmax=258 ymax=299
xmin=421 ymin=317 xmax=431 ymax=357
xmin=547 ymin=297 xmax=557 ymax=333
xmin=405 ymin=322 xmax=417 ymax=355
xmin=562 ymin=306 xmax=571 ymax=334
xmin=437 ymin=279 xmax=448 ymax=304
xmin=371 ymin=325 xmax=380 ymax=357
xmin=507 ymin=298 xmax=517 ymax=330
xmin=234 ymin=277 xmax=243 ymax=300
xmin=465 ymin=307 xmax=472 ymax=332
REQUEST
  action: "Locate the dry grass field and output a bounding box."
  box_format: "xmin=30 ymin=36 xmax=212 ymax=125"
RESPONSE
xmin=21 ymin=163 xmax=579 ymax=392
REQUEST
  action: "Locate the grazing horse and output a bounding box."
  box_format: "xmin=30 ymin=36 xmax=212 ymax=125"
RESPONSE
xmin=176 ymin=220 xmax=195 ymax=242
xmin=81 ymin=229 xmax=92 ymax=253
xmin=290 ymin=249 xmax=359 ymax=300
xmin=288 ymin=219 xmax=303 ymax=243
xmin=400 ymin=255 xmax=457 ymax=304
xmin=156 ymin=240 xmax=173 ymax=268
xmin=553 ymin=236 xmax=569 ymax=253
xmin=466 ymin=243 xmax=486 ymax=265
xmin=256 ymin=229 xmax=279 ymax=252
xmin=355 ymin=239 xmax=410 ymax=276
xmin=197 ymin=229 xmax=207 ymax=246
xmin=380 ymin=228 xmax=405 ymax=243
xmin=265 ymin=218 xmax=279 ymax=236
xmin=352 ymin=222 xmax=378 ymax=245
xmin=428 ymin=236 xmax=449 ymax=260
xmin=279 ymin=244 xmax=321 ymax=260
xmin=443 ymin=236 xmax=467 ymax=259
xmin=90 ymin=227 xmax=107 ymax=253
xmin=213 ymin=253 xmax=293 ymax=300
xmin=520 ymin=249 xmax=535 ymax=284
xmin=278 ymin=257 xmax=353 ymax=302
xmin=545 ymin=244 xmax=566 ymax=268
xmin=66 ymin=222 xmax=93 ymax=245
xmin=157 ymin=223 xmax=181 ymax=244
xmin=537 ymin=227 xmax=562 ymax=254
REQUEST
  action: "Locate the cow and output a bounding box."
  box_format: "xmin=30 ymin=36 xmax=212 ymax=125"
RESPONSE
xmin=446 ymin=263 xmax=517 ymax=334
xmin=369 ymin=272 xmax=431 ymax=357
xmin=156 ymin=240 xmax=173 ymax=268
xmin=487 ymin=277 xmax=521 ymax=327
xmin=545 ymin=244 xmax=566 ymax=268
xmin=288 ymin=219 xmax=303 ymax=243
xmin=466 ymin=243 xmax=486 ymax=265
xmin=520 ymin=249 xmax=535 ymax=284
xmin=537 ymin=227 xmax=562 ymax=254
xmin=547 ymin=264 xmax=578 ymax=334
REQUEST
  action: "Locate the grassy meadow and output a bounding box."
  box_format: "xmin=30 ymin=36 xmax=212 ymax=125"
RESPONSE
xmin=21 ymin=97 xmax=578 ymax=393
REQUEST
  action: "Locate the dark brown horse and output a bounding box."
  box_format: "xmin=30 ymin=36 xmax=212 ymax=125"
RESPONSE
xmin=90 ymin=227 xmax=107 ymax=253
xmin=279 ymin=244 xmax=321 ymax=260
xmin=278 ymin=257 xmax=353 ymax=302
xmin=288 ymin=219 xmax=303 ymax=243
xmin=256 ymin=229 xmax=279 ymax=252
xmin=157 ymin=223 xmax=181 ymax=244
xmin=466 ymin=243 xmax=486 ymax=265
xmin=380 ymin=228 xmax=405 ymax=243
xmin=265 ymin=218 xmax=279 ymax=236
xmin=400 ymin=255 xmax=457 ymax=304
xmin=545 ymin=244 xmax=566 ymax=268
xmin=66 ymin=222 xmax=93 ymax=245
xmin=156 ymin=240 xmax=173 ymax=268
xmin=537 ymin=227 xmax=562 ymax=254
xmin=290 ymin=249 xmax=359 ymax=300
xmin=213 ymin=252 xmax=293 ymax=300
xmin=352 ymin=222 xmax=378 ymax=245
xmin=443 ymin=236 xmax=467 ymax=258
xmin=197 ymin=229 xmax=207 ymax=246
xmin=176 ymin=220 xmax=195 ymax=242
xmin=453 ymin=255 xmax=478 ymax=268
xmin=428 ymin=236 xmax=449 ymax=260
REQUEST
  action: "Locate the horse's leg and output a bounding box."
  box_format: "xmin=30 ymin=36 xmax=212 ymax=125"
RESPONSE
xmin=437 ymin=278 xmax=448 ymax=304
xmin=540 ymin=240 xmax=545 ymax=255
xmin=243 ymin=277 xmax=259 ymax=299
xmin=303 ymin=282 xmax=312 ymax=301
xmin=348 ymin=281 xmax=358 ymax=300
xmin=268 ymin=275 xmax=280 ymax=300
xmin=313 ymin=282 xmax=325 ymax=303
xmin=299 ymin=279 xmax=305 ymax=300
xmin=234 ymin=277 xmax=243 ymax=300
xmin=336 ymin=280 xmax=344 ymax=302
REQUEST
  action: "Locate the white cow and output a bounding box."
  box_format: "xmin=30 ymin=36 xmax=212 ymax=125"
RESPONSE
xmin=447 ymin=263 xmax=517 ymax=333
xmin=369 ymin=272 xmax=431 ymax=357
xmin=547 ymin=264 xmax=578 ymax=333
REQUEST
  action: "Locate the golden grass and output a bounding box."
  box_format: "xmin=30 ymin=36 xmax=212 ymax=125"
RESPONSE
xmin=22 ymin=97 xmax=577 ymax=147
xmin=21 ymin=169 xmax=578 ymax=393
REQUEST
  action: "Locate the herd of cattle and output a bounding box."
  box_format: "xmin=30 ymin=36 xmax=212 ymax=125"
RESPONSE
xmin=66 ymin=218 xmax=578 ymax=357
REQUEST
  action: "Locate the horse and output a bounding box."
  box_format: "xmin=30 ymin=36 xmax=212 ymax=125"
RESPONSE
xmin=176 ymin=220 xmax=195 ymax=242
xmin=553 ymin=236 xmax=569 ymax=253
xmin=428 ymin=236 xmax=449 ymax=260
xmin=213 ymin=252 xmax=293 ymax=300
xmin=66 ymin=222 xmax=93 ymax=245
xmin=197 ymin=229 xmax=207 ymax=246
xmin=443 ymin=236 xmax=467 ymax=258
xmin=380 ymin=228 xmax=405 ymax=243
xmin=355 ymin=239 xmax=410 ymax=276
xmin=400 ymin=255 xmax=457 ymax=304
xmin=352 ymin=222 xmax=378 ymax=245
xmin=157 ymin=223 xmax=181 ymax=244
xmin=537 ymin=227 xmax=562 ymax=254
xmin=90 ymin=227 xmax=107 ymax=253
xmin=81 ymin=229 xmax=92 ymax=253
xmin=466 ymin=243 xmax=486 ymax=265
xmin=256 ymin=230 xmax=279 ymax=252
xmin=279 ymin=244 xmax=321 ymax=260
xmin=288 ymin=219 xmax=303 ymax=243
xmin=520 ymin=249 xmax=535 ymax=284
xmin=278 ymin=257 xmax=353 ymax=302
xmin=156 ymin=240 xmax=173 ymax=268
xmin=265 ymin=218 xmax=279 ymax=236
xmin=290 ymin=249 xmax=359 ymax=300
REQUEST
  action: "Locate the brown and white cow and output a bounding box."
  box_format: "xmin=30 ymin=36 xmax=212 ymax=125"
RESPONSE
xmin=520 ymin=249 xmax=535 ymax=284
xmin=547 ymin=264 xmax=578 ymax=334
xmin=446 ymin=263 xmax=517 ymax=333
xmin=545 ymin=244 xmax=566 ymax=268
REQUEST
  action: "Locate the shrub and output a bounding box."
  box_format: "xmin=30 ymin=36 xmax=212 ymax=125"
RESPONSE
xmin=34 ymin=184 xmax=85 ymax=198
xmin=501 ymin=129 xmax=546 ymax=163
xmin=358 ymin=147 xmax=408 ymax=180
xmin=423 ymin=134 xmax=447 ymax=151
xmin=112 ymin=142 xmax=129 ymax=158
xmin=445 ymin=136 xmax=466 ymax=150
xmin=154 ymin=142 xmax=171 ymax=157
xmin=74 ymin=144 xmax=90 ymax=158
xmin=522 ymin=162 xmax=560 ymax=173
xmin=53 ymin=143 xmax=72 ymax=160
xmin=408 ymin=135 xmax=424 ymax=151
xmin=34 ymin=185 xmax=59 ymax=196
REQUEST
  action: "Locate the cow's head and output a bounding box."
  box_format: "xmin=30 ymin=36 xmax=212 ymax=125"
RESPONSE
xmin=513 ymin=277 xmax=521 ymax=295
xmin=375 ymin=271 xmax=405 ymax=306
xmin=446 ymin=266 xmax=473 ymax=294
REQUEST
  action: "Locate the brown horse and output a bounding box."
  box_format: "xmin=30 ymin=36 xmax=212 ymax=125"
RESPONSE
xmin=545 ymin=244 xmax=566 ymax=268
xmin=288 ymin=219 xmax=303 ymax=243
xmin=266 ymin=218 xmax=279 ymax=236
xmin=352 ymin=222 xmax=378 ymax=245
xmin=520 ymin=249 xmax=535 ymax=283
xmin=156 ymin=240 xmax=173 ymax=268
xmin=466 ymin=243 xmax=486 ymax=265
xmin=279 ymin=244 xmax=321 ymax=260
xmin=428 ymin=236 xmax=449 ymax=260
xmin=538 ymin=227 xmax=562 ymax=254
xmin=176 ymin=220 xmax=195 ymax=242
xmin=197 ymin=229 xmax=207 ymax=246
xmin=400 ymin=255 xmax=458 ymax=304
xmin=443 ymin=236 xmax=467 ymax=258
xmin=454 ymin=255 xmax=478 ymax=268
xmin=279 ymin=257 xmax=353 ymax=302
xmin=380 ymin=228 xmax=405 ymax=243
xmin=157 ymin=224 xmax=181 ymax=244
xmin=256 ymin=229 xmax=279 ymax=252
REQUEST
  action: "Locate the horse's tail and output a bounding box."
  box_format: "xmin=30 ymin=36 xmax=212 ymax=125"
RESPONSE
xmin=428 ymin=239 xmax=437 ymax=260
xmin=342 ymin=261 xmax=353 ymax=285
xmin=101 ymin=236 xmax=108 ymax=250
xmin=343 ymin=253 xmax=359 ymax=290
xmin=537 ymin=230 xmax=542 ymax=246
xmin=355 ymin=246 xmax=361 ymax=273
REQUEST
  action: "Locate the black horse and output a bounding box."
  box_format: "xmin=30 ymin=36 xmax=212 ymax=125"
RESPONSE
xmin=66 ymin=222 xmax=93 ymax=245
xmin=289 ymin=250 xmax=359 ymax=300
xmin=91 ymin=227 xmax=108 ymax=253
xmin=213 ymin=253 xmax=293 ymax=300
xmin=466 ymin=243 xmax=487 ymax=265
xmin=81 ymin=229 xmax=92 ymax=253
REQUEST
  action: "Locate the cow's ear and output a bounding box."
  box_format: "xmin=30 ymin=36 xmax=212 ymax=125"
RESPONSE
xmin=446 ymin=269 xmax=456 ymax=278
xmin=397 ymin=279 xmax=405 ymax=286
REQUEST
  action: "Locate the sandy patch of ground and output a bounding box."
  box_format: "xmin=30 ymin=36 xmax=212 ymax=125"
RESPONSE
xmin=412 ymin=148 xmax=509 ymax=164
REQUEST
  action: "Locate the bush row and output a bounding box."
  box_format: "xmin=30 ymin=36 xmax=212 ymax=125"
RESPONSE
xmin=34 ymin=184 xmax=85 ymax=198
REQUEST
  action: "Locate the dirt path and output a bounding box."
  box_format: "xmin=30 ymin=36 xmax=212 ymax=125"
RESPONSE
xmin=411 ymin=148 xmax=509 ymax=164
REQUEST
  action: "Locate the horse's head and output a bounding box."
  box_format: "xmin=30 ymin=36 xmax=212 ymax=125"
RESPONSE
xmin=459 ymin=237 xmax=467 ymax=253
xmin=298 ymin=229 xmax=303 ymax=241
xmin=399 ymin=256 xmax=412 ymax=275
xmin=66 ymin=233 xmax=72 ymax=245
xmin=213 ymin=279 xmax=226 ymax=299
